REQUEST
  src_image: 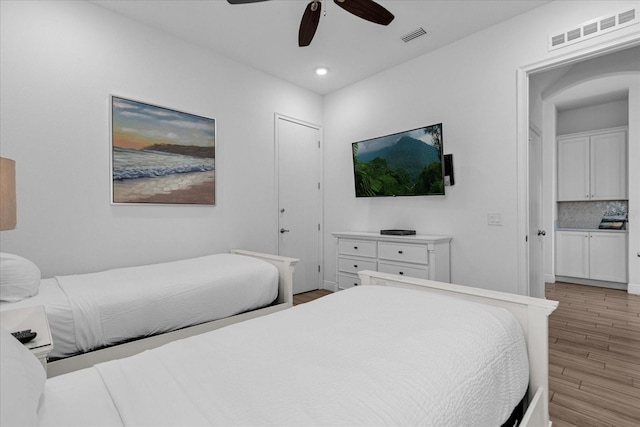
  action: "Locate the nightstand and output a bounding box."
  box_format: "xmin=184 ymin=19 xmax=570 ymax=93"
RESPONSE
xmin=0 ymin=305 xmax=53 ymax=372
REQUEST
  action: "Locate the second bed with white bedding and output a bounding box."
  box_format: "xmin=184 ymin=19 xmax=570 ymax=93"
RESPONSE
xmin=37 ymin=285 xmax=529 ymax=426
xmin=1 ymin=253 xmax=278 ymax=359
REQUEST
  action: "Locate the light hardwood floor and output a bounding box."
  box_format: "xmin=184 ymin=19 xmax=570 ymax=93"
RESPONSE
xmin=293 ymin=289 xmax=333 ymax=306
xmin=294 ymin=283 xmax=640 ymax=426
xmin=546 ymin=281 xmax=640 ymax=427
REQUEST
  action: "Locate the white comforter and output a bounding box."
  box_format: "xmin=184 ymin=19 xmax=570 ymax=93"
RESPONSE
xmin=54 ymin=253 xmax=278 ymax=353
xmin=40 ymin=285 xmax=529 ymax=426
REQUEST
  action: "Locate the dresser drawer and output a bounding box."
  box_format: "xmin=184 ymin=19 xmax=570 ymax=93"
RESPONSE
xmin=378 ymin=261 xmax=429 ymax=279
xmin=338 ymin=257 xmax=377 ymax=274
xmin=338 ymin=239 xmax=377 ymax=258
xmin=338 ymin=274 xmax=361 ymax=289
xmin=378 ymin=242 xmax=428 ymax=265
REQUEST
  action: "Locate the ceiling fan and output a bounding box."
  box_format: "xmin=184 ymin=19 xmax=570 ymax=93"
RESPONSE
xmin=227 ymin=0 xmax=394 ymax=47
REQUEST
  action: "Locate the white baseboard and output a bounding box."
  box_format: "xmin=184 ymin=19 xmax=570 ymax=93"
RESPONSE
xmin=323 ymin=280 xmax=338 ymax=292
xmin=628 ymin=283 xmax=640 ymax=295
xmin=555 ymin=276 xmax=627 ymax=291
xmin=545 ymin=274 xmax=555 ymax=284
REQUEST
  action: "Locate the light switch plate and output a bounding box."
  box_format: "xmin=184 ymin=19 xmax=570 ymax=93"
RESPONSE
xmin=488 ymin=212 xmax=502 ymax=226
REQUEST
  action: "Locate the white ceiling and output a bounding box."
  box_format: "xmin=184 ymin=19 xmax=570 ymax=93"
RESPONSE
xmin=92 ymin=0 xmax=550 ymax=95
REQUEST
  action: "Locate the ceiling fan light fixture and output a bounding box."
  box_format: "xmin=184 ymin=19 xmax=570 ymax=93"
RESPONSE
xmin=315 ymin=66 xmax=329 ymax=76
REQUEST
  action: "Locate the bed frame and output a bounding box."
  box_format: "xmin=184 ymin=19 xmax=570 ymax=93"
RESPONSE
xmin=46 ymin=249 xmax=298 ymax=378
xmin=358 ymin=270 xmax=558 ymax=427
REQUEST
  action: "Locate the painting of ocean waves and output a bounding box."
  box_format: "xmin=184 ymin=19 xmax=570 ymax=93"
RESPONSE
xmin=111 ymin=96 xmax=215 ymax=205
xmin=113 ymin=147 xmax=215 ymax=181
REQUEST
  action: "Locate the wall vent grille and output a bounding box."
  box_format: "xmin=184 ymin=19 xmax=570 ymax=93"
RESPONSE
xmin=548 ymin=8 xmax=638 ymax=51
xmin=401 ymin=27 xmax=428 ymax=43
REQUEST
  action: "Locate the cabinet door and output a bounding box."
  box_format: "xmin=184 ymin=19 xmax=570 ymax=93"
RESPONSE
xmin=556 ymin=231 xmax=589 ymax=278
xmin=589 ymin=232 xmax=628 ymax=283
xmin=557 ymin=136 xmax=589 ymax=201
xmin=590 ymin=131 xmax=627 ymax=200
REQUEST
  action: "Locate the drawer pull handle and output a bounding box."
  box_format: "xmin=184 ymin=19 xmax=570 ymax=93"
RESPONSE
xmin=354 ymin=246 xmax=358 ymax=250
xmin=354 ymin=283 xmax=358 ymax=286
xmin=399 ymin=271 xmax=404 ymax=275
xmin=354 ymin=265 xmax=358 ymax=268
xmin=398 ymin=250 xmax=403 ymax=254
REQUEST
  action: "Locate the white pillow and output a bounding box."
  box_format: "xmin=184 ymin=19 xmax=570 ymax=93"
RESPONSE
xmin=0 ymin=327 xmax=46 ymax=426
xmin=0 ymin=253 xmax=41 ymax=302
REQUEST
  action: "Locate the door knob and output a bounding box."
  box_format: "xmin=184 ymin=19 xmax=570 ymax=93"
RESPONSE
xmin=280 ymin=228 xmax=290 ymax=234
xmin=537 ymin=230 xmax=546 ymax=236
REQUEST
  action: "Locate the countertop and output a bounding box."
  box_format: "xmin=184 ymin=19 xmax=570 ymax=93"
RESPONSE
xmin=556 ymin=228 xmax=627 ymax=233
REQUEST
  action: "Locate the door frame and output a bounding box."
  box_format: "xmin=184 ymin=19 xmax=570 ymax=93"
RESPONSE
xmin=516 ymin=33 xmax=640 ymax=297
xmin=274 ymin=113 xmax=324 ymax=289
xmin=528 ymin=124 xmax=544 ymax=298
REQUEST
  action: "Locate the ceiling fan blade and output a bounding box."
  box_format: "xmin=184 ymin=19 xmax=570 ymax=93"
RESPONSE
xmin=299 ymin=1 xmax=322 ymax=47
xmin=333 ymin=0 xmax=394 ymax=25
xmin=227 ymin=0 xmax=270 ymax=4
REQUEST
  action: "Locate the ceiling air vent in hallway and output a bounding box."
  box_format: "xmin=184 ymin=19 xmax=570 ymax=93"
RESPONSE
xmin=401 ymin=27 xmax=428 ymax=43
xmin=548 ymin=8 xmax=638 ymax=51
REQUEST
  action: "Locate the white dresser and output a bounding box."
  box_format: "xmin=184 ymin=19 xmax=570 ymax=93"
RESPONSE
xmin=332 ymin=232 xmax=452 ymax=290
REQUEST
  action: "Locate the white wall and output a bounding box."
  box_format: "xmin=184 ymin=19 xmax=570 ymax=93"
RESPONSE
xmin=557 ymin=99 xmax=629 ymax=135
xmin=323 ymin=1 xmax=640 ymax=293
xmin=0 ymin=1 xmax=323 ymax=277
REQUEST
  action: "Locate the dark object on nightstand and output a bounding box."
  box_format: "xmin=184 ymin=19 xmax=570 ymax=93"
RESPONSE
xmin=11 ymin=329 xmax=37 ymax=344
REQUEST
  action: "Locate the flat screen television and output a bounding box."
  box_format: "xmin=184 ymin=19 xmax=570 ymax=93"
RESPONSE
xmin=352 ymin=123 xmax=444 ymax=197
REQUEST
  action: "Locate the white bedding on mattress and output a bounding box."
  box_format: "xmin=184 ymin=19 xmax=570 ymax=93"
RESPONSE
xmin=38 ymin=368 xmax=122 ymax=427
xmin=2 ymin=254 xmax=278 ymax=358
xmin=38 ymin=285 xmax=529 ymax=426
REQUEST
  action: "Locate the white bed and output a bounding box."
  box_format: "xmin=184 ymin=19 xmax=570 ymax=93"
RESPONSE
xmin=1 ymin=270 xmax=558 ymax=427
xmin=0 ymin=249 xmax=298 ymax=377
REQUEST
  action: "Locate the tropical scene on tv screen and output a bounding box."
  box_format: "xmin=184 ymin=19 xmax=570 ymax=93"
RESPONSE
xmin=352 ymin=124 xmax=444 ymax=197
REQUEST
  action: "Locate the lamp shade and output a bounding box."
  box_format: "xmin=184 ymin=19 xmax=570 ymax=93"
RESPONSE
xmin=0 ymin=157 xmax=17 ymax=230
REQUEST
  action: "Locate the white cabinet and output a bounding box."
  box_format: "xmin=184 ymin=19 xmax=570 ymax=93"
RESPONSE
xmin=557 ymin=128 xmax=627 ymax=201
xmin=556 ymin=231 xmax=589 ymax=278
xmin=557 ymin=136 xmax=589 ymax=201
xmin=333 ymin=232 xmax=451 ymax=290
xmin=556 ymin=230 xmax=628 ymax=283
xmin=590 ymin=232 xmax=628 ymax=282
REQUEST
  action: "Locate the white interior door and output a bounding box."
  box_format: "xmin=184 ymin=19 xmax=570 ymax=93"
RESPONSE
xmin=528 ymin=126 xmax=545 ymax=298
xmin=276 ymin=115 xmax=321 ymax=294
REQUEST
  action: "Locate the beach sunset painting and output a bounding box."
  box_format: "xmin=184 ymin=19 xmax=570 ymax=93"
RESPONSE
xmin=111 ymin=96 xmax=215 ymax=205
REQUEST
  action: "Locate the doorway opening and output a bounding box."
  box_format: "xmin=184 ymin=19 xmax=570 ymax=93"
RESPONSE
xmin=519 ymin=39 xmax=640 ymax=297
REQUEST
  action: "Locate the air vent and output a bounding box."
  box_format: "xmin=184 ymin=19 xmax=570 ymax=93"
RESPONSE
xmin=619 ymin=9 xmax=636 ymax=24
xmin=548 ymin=8 xmax=638 ymax=51
xmin=567 ymin=28 xmax=581 ymax=41
xmin=600 ymin=16 xmax=616 ymax=30
xmin=401 ymin=27 xmax=428 ymax=43
xmin=583 ymin=22 xmax=598 ymax=36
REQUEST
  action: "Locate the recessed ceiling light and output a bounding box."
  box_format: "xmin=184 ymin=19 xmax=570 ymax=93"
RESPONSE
xmin=315 ymin=67 xmax=329 ymax=76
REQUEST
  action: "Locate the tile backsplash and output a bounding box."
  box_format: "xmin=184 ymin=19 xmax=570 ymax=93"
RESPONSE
xmin=557 ymin=201 xmax=628 ymax=229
